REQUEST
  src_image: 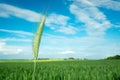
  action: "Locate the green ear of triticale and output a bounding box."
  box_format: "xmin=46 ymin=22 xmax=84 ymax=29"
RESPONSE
xmin=32 ymin=15 xmax=46 ymax=80
xmin=32 ymin=15 xmax=46 ymax=60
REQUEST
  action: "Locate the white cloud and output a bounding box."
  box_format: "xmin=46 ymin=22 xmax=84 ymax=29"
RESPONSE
xmin=0 ymin=33 xmax=119 ymax=59
xmin=0 ymin=3 xmax=78 ymax=34
xmin=0 ymin=29 xmax=33 ymax=43
xmin=70 ymin=0 xmax=112 ymax=36
xmin=60 ymin=50 xmax=75 ymax=54
xmin=70 ymin=0 xmax=120 ymax=11
xmin=0 ymin=29 xmax=33 ymax=37
xmin=88 ymin=0 xmax=120 ymax=11
xmin=0 ymin=3 xmax=40 ymax=22
xmin=42 ymin=33 xmax=105 ymax=45
xmin=57 ymin=26 xmax=78 ymax=34
xmin=0 ymin=38 xmax=32 ymax=42
xmin=83 ymin=44 xmax=120 ymax=59
xmin=0 ymin=41 xmax=23 ymax=54
xmin=46 ymin=13 xmax=79 ymax=34
xmin=38 ymin=34 xmax=120 ymax=59
xmin=0 ymin=40 xmax=33 ymax=56
xmin=46 ymin=13 xmax=70 ymax=28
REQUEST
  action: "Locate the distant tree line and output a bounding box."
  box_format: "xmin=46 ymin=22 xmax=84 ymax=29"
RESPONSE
xmin=106 ymin=55 xmax=120 ymax=60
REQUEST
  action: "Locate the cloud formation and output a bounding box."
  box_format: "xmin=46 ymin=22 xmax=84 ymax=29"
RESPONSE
xmin=0 ymin=29 xmax=33 ymax=36
xmin=46 ymin=13 xmax=78 ymax=34
xmin=39 ymin=34 xmax=120 ymax=59
xmin=60 ymin=50 xmax=75 ymax=54
xmin=0 ymin=41 xmax=22 ymax=54
xmin=0 ymin=3 xmax=40 ymax=22
xmin=0 ymin=3 xmax=78 ymax=34
xmin=0 ymin=2 xmax=119 ymax=59
xmin=88 ymin=0 xmax=120 ymax=11
xmin=69 ymin=0 xmax=120 ymax=11
xmin=70 ymin=0 xmax=112 ymax=36
xmin=0 ymin=38 xmax=32 ymax=42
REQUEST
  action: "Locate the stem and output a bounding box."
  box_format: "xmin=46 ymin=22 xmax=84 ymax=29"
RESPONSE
xmin=32 ymin=59 xmax=37 ymax=80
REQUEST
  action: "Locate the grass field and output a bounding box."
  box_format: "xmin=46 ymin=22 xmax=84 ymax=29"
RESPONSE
xmin=0 ymin=60 xmax=120 ymax=80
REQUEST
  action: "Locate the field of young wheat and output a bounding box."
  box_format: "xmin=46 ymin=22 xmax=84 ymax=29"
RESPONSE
xmin=0 ymin=60 xmax=120 ymax=80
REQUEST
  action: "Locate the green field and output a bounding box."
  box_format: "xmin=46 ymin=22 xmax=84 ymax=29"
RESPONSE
xmin=0 ymin=60 xmax=120 ymax=80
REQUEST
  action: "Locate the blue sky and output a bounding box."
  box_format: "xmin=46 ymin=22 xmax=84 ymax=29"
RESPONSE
xmin=0 ymin=0 xmax=120 ymax=59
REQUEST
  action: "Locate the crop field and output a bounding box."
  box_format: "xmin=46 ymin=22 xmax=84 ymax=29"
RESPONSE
xmin=0 ymin=60 xmax=120 ymax=80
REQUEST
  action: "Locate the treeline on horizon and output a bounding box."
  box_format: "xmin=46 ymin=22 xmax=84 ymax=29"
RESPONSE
xmin=38 ymin=55 xmax=120 ymax=60
xmin=0 ymin=55 xmax=120 ymax=60
xmin=106 ymin=55 xmax=120 ymax=60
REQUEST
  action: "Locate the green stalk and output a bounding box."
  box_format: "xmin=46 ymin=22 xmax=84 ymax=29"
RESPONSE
xmin=32 ymin=15 xmax=46 ymax=80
